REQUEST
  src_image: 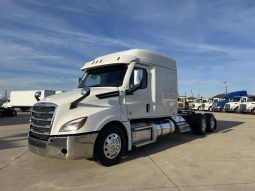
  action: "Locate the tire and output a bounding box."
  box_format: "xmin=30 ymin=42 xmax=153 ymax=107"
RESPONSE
xmin=198 ymin=106 xmax=202 ymax=111
xmin=234 ymin=107 xmax=239 ymax=113
xmin=252 ymin=108 xmax=255 ymax=115
xmin=208 ymin=107 xmax=212 ymax=112
xmin=95 ymin=125 xmax=126 ymax=166
xmin=188 ymin=114 xmax=207 ymax=135
xmin=204 ymin=113 xmax=217 ymax=132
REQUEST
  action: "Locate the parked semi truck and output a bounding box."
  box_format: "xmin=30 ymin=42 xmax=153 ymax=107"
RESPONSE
xmin=212 ymin=91 xmax=247 ymax=112
xmin=202 ymin=98 xmax=221 ymax=111
xmin=239 ymin=96 xmax=255 ymax=114
xmin=191 ymin=99 xmax=209 ymax=110
xmin=28 ymin=49 xmax=217 ymax=166
xmin=3 ymin=90 xmax=56 ymax=111
xmin=224 ymin=96 xmax=248 ymax=112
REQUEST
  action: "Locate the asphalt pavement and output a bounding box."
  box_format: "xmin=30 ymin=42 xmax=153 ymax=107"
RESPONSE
xmin=0 ymin=112 xmax=255 ymax=191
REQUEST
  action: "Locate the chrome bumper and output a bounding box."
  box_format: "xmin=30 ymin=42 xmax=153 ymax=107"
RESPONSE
xmin=239 ymin=109 xmax=251 ymax=113
xmin=28 ymin=132 xmax=98 ymax=159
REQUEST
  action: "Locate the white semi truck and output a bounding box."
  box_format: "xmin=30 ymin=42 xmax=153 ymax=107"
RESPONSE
xmin=201 ymin=98 xmax=221 ymax=111
xmin=3 ymin=90 xmax=56 ymax=111
xmin=239 ymin=96 xmax=255 ymax=114
xmin=224 ymin=96 xmax=248 ymax=112
xmin=28 ymin=49 xmax=217 ymax=166
xmin=191 ymin=99 xmax=209 ymax=110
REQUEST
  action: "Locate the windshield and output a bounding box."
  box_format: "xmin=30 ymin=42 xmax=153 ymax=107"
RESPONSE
xmin=202 ymin=100 xmax=208 ymax=103
xmin=230 ymin=97 xmax=241 ymax=102
xmin=195 ymin=99 xmax=202 ymax=103
xmin=79 ymin=64 xmax=128 ymax=88
xmin=248 ymin=97 xmax=255 ymax=102
xmin=213 ymin=99 xmax=219 ymax=103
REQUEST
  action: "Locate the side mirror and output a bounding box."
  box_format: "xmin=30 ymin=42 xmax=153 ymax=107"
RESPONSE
xmin=126 ymin=68 xmax=144 ymax=95
xmin=34 ymin=91 xmax=42 ymax=101
xmin=81 ymin=87 xmax=90 ymax=96
xmin=133 ymin=68 xmax=143 ymax=87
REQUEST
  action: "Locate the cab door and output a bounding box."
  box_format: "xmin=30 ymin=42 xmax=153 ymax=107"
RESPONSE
xmin=125 ymin=64 xmax=151 ymax=120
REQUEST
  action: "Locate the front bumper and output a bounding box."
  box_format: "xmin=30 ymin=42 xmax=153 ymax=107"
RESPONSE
xmin=224 ymin=108 xmax=235 ymax=112
xmin=212 ymin=107 xmax=223 ymax=112
xmin=28 ymin=132 xmax=98 ymax=159
xmin=239 ymin=109 xmax=252 ymax=113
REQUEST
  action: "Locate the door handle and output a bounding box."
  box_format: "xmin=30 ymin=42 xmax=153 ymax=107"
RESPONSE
xmin=146 ymin=104 xmax=150 ymax=112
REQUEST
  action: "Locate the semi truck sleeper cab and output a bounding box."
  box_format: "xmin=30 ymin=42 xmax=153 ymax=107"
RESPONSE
xmin=28 ymin=49 xmax=217 ymax=166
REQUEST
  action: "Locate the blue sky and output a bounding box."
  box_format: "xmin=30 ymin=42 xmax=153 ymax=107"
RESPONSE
xmin=0 ymin=0 xmax=255 ymax=98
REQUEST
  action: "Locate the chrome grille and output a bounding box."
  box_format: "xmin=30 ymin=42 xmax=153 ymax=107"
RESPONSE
xmin=225 ymin=104 xmax=230 ymax=110
xmin=29 ymin=102 xmax=57 ymax=141
xmin=239 ymin=104 xmax=246 ymax=110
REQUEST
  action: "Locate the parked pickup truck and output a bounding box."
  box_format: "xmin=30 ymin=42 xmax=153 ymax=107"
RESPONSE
xmin=28 ymin=49 xmax=217 ymax=166
xmin=239 ymin=96 xmax=255 ymax=114
xmin=224 ymin=96 xmax=248 ymax=112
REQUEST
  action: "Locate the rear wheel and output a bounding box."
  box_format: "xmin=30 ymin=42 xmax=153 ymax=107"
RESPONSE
xmin=204 ymin=113 xmax=217 ymax=132
xmin=95 ymin=126 xmax=126 ymax=166
xmin=208 ymin=107 xmax=212 ymax=112
xmin=188 ymin=114 xmax=207 ymax=135
xmin=252 ymin=108 xmax=255 ymax=115
xmin=198 ymin=106 xmax=202 ymax=111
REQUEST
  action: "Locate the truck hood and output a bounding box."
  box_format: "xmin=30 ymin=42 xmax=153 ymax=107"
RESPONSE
xmin=41 ymin=87 xmax=119 ymax=106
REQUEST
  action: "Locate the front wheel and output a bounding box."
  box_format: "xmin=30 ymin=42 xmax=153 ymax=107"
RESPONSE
xmin=95 ymin=126 xmax=126 ymax=166
xmin=252 ymin=108 xmax=255 ymax=115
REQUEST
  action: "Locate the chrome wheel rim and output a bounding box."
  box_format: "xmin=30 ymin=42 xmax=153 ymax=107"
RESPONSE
xmin=201 ymin=118 xmax=206 ymax=132
xmin=103 ymin=133 xmax=121 ymax=159
xmin=210 ymin=117 xmax=215 ymax=130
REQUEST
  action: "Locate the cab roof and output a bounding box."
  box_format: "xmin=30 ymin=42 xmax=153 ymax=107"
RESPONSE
xmin=81 ymin=49 xmax=176 ymax=71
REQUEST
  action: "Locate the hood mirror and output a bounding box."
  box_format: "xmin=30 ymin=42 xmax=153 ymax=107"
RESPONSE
xmin=34 ymin=91 xmax=42 ymax=101
xmin=81 ymin=87 xmax=90 ymax=96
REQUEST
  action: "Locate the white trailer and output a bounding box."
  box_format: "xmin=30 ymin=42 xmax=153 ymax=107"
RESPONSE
xmin=28 ymin=49 xmax=217 ymax=166
xmin=4 ymin=90 xmax=56 ymax=111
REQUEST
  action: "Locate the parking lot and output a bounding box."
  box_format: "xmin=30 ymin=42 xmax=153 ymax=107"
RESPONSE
xmin=0 ymin=112 xmax=255 ymax=191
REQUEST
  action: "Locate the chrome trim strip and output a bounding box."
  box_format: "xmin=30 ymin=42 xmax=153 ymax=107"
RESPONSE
xmin=32 ymin=110 xmax=55 ymax=115
xmin=31 ymin=122 xmax=51 ymax=129
xmin=31 ymin=116 xmax=52 ymax=122
xmin=30 ymin=129 xmax=50 ymax=135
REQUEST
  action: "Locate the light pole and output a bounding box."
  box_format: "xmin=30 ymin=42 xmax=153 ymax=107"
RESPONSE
xmin=224 ymin=81 xmax=228 ymax=94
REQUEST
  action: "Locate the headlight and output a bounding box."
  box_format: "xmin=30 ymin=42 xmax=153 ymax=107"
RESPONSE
xmin=59 ymin=117 xmax=87 ymax=132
